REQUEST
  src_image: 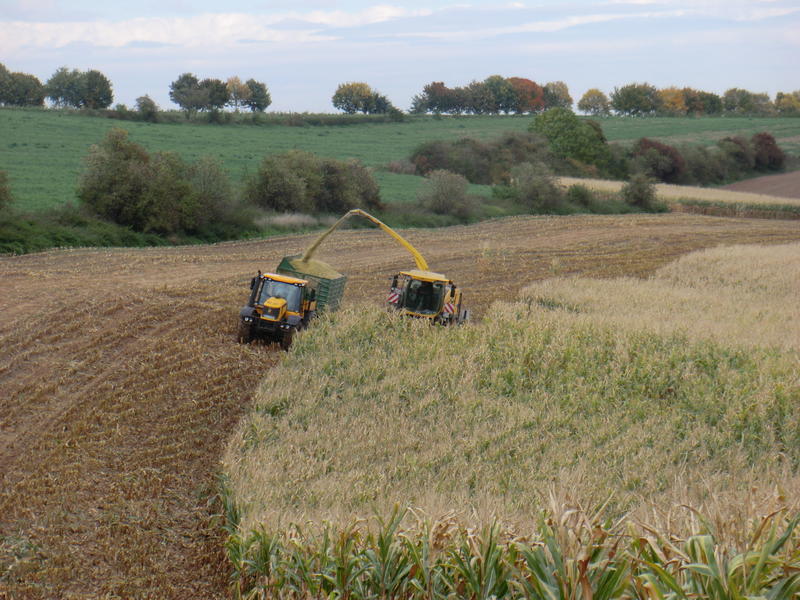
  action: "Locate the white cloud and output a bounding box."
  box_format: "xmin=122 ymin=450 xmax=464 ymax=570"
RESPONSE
xmin=732 ymin=6 xmax=800 ymax=19
xmin=0 ymin=6 xmax=432 ymax=55
xmin=384 ymin=10 xmax=688 ymax=41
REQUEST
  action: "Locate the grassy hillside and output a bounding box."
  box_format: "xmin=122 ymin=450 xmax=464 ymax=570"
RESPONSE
xmin=3 ymin=108 xmax=799 ymax=212
xmin=225 ymin=242 xmax=799 ymax=535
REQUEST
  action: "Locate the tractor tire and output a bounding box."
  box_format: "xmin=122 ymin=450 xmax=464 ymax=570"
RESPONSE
xmin=279 ymin=328 xmax=294 ymax=351
xmin=237 ymin=320 xmax=254 ymax=344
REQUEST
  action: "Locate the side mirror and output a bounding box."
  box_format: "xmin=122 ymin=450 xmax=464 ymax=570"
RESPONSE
xmin=250 ymin=277 xmax=256 ymax=290
xmin=391 ymin=275 xmax=398 ymax=289
xmin=309 ymin=289 xmax=316 ymax=301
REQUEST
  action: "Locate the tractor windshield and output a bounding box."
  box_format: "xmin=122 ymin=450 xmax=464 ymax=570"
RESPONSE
xmin=259 ymin=279 xmax=302 ymax=312
xmin=403 ymin=280 xmax=444 ymax=315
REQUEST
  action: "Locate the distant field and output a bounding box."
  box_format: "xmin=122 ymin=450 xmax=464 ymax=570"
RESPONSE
xmin=595 ymin=115 xmax=800 ymax=154
xmin=559 ymin=175 xmax=800 ymax=216
xmin=2 ymin=108 xmax=799 ymax=213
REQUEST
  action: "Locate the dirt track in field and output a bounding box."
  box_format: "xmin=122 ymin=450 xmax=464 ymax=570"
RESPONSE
xmin=722 ymin=169 xmax=800 ymax=198
xmin=2 ymin=213 xmax=800 ymax=599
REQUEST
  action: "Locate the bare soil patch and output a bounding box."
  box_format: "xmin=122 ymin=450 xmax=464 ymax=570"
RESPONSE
xmin=721 ymin=170 xmax=800 ymax=199
xmin=2 ymin=214 xmax=800 ymax=598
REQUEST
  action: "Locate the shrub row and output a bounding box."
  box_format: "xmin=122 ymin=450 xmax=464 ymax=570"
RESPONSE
xmin=410 ymin=132 xmax=552 ymax=185
xmin=0 ymin=204 xmax=167 ymax=254
xmin=408 ymin=111 xmax=786 ymax=190
xmin=414 ymin=165 xmax=662 ymax=220
xmin=244 ymin=150 xmax=383 ymax=214
xmin=633 ymin=132 xmax=786 ymax=185
xmin=70 ymin=129 xmax=383 ymax=241
xmin=78 ymin=128 xmax=254 ymax=237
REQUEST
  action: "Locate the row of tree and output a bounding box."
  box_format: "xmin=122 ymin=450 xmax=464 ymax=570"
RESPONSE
xmin=578 ymin=84 xmax=800 ymax=117
xmin=0 ymin=63 xmax=272 ymax=117
xmin=407 ymin=77 xmax=800 ymax=117
xmin=408 ymin=77 xmax=572 ymax=115
xmin=168 ymin=73 xmax=271 ymax=116
xmin=3 ymin=62 xmax=800 ymax=118
xmin=0 ymin=64 xmax=114 ymax=108
xmin=406 ymin=75 xmax=800 ymax=116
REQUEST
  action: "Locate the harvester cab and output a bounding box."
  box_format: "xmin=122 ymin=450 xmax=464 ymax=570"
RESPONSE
xmin=389 ymin=270 xmax=467 ymax=325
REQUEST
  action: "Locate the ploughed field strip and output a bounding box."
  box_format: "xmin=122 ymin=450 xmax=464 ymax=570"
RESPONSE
xmin=2 ymin=214 xmax=800 ymax=598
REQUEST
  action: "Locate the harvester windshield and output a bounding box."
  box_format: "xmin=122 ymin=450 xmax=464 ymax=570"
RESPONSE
xmin=258 ymin=280 xmax=302 ymax=312
xmin=403 ymin=280 xmax=445 ymax=315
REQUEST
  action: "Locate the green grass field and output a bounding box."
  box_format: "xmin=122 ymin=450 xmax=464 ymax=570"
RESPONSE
xmin=2 ymin=108 xmax=800 ymax=212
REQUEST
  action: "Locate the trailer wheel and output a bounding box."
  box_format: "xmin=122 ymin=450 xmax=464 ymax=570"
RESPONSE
xmin=280 ymin=328 xmax=294 ymax=351
xmin=237 ymin=320 xmax=254 ymax=344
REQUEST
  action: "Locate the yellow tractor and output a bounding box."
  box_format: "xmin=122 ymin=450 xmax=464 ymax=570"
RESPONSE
xmin=300 ymin=209 xmax=469 ymax=325
xmin=238 ymin=263 xmax=346 ymax=349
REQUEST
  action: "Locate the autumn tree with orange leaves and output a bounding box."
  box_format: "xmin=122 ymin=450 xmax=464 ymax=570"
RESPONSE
xmin=508 ymin=77 xmax=545 ymax=113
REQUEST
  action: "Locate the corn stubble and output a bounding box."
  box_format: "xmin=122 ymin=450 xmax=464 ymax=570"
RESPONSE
xmin=225 ymin=242 xmax=800 ymax=598
xmin=3 ymin=214 xmax=800 ymax=597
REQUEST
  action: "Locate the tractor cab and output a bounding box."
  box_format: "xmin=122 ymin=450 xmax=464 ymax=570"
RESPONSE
xmin=254 ymin=275 xmax=306 ymax=321
xmin=238 ymin=271 xmax=316 ymax=349
xmin=388 ymin=270 xmax=467 ymax=325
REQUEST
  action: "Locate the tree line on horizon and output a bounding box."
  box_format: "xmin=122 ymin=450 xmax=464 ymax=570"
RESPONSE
xmin=410 ymin=76 xmax=800 ymax=117
xmin=1 ymin=62 xmax=800 ymax=118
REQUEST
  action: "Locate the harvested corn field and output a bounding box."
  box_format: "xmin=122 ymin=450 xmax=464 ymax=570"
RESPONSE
xmin=2 ymin=213 xmax=800 ymax=598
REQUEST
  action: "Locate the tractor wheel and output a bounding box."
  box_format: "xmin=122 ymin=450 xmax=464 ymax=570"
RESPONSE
xmin=237 ymin=320 xmax=254 ymax=344
xmin=280 ymin=328 xmax=294 ymax=351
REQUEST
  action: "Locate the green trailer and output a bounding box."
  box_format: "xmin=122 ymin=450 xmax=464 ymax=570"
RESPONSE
xmin=276 ymin=254 xmax=347 ymax=311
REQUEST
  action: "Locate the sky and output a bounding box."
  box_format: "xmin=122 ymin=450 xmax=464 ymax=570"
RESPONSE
xmin=1 ymin=0 xmax=798 ymax=112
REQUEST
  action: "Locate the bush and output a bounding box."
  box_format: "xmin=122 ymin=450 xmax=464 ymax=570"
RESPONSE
xmin=411 ymin=138 xmax=493 ymax=183
xmin=565 ymin=184 xmax=593 ymax=207
xmin=410 ymin=132 xmax=550 ymax=185
xmin=244 ymin=150 xmax=382 ymax=214
xmin=507 ymin=162 xmax=565 ymax=213
xmin=621 ymin=173 xmax=658 ymax=210
xmin=416 ymin=169 xmax=475 ymax=219
xmin=78 ymin=128 xmax=250 ymax=237
xmin=678 ymin=144 xmax=727 ymax=186
xmin=529 ymin=108 xmax=613 ymax=173
xmin=718 ymin=136 xmax=755 ymax=175
xmin=0 ymin=170 xmax=13 ymax=212
xmin=751 ymin=132 xmax=785 ymax=171
xmin=135 ymin=95 xmax=159 ymax=123
xmin=385 ymin=159 xmax=416 ymax=175
xmin=0 ymin=203 xmax=166 ymax=254
xmin=632 ymin=138 xmax=686 ymax=183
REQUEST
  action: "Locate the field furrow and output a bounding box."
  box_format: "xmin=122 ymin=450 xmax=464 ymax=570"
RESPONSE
xmin=2 ymin=213 xmax=800 ymax=598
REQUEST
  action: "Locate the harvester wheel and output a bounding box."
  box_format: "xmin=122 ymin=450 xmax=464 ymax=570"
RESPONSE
xmin=280 ymin=328 xmax=294 ymax=351
xmin=237 ymin=320 xmax=254 ymax=344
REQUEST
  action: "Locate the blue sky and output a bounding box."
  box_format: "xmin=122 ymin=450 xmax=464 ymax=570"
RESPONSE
xmin=1 ymin=0 xmax=797 ymax=112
